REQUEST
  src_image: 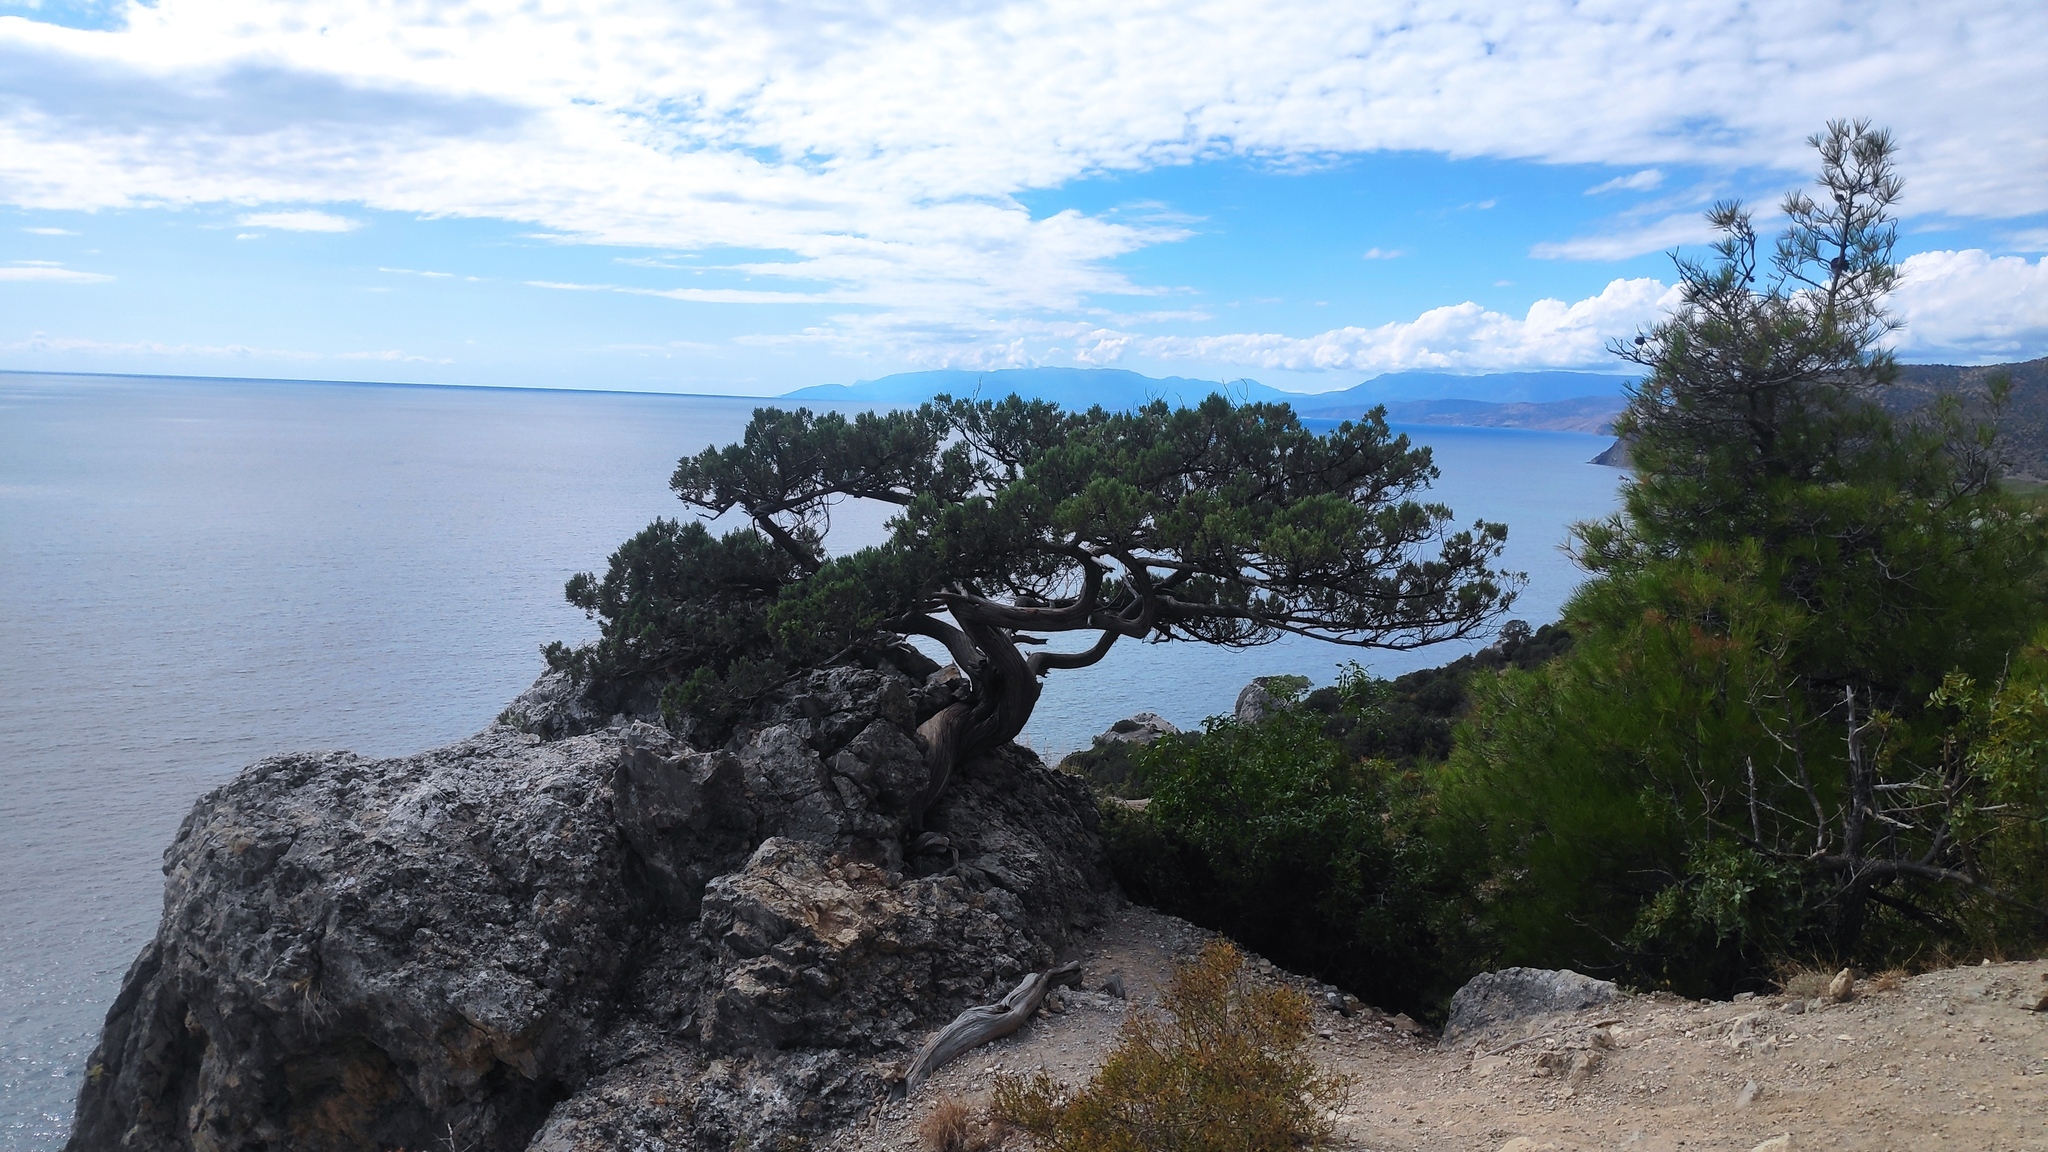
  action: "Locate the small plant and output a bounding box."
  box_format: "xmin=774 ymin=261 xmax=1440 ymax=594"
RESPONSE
xmin=917 ymin=1098 xmax=1000 ymax=1152
xmin=991 ymin=940 xmax=1347 ymax=1151
xmin=1776 ymin=965 xmax=1835 ymax=1000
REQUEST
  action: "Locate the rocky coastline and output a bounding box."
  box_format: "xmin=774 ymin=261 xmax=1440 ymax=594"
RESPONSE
xmin=66 ymin=662 xmax=1112 ymax=1152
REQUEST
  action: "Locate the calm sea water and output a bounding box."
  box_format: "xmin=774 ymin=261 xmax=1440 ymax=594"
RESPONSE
xmin=0 ymin=371 xmax=1622 ymax=1147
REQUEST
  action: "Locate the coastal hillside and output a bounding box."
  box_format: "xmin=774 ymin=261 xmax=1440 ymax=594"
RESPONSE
xmin=1589 ymin=356 xmax=2048 ymax=471
xmin=1370 ymin=395 xmax=1624 ymax=434
xmin=1888 ymin=356 xmax=2048 ymax=477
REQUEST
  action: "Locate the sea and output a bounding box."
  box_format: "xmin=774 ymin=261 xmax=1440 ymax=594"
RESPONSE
xmin=0 ymin=370 xmax=1624 ymax=1147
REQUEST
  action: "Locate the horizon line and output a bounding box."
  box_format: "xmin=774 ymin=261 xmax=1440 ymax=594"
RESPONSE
xmin=2 ymin=364 xmax=1642 ymax=400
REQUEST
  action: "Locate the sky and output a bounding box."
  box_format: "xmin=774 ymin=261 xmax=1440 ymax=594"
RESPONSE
xmin=1 ymin=0 xmax=2044 ymax=397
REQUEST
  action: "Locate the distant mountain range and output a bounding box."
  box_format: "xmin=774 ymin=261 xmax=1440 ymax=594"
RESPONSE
xmin=784 ymin=359 xmax=2048 ymax=459
xmin=784 ymin=366 xmax=1637 ymax=433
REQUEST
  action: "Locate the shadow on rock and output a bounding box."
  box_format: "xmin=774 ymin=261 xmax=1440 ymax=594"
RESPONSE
xmin=68 ymin=663 xmax=1111 ymax=1152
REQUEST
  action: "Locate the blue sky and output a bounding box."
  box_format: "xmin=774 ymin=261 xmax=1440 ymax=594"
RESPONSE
xmin=2 ymin=0 xmax=2044 ymax=396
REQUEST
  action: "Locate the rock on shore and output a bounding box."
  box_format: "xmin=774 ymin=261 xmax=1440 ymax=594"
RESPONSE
xmin=67 ymin=664 xmax=1111 ymax=1152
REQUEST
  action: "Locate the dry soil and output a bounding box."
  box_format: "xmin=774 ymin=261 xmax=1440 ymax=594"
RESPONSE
xmin=833 ymin=901 xmax=2048 ymax=1152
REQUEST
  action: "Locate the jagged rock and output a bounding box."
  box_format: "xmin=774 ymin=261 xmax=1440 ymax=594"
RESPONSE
xmin=68 ymin=663 xmax=1111 ymax=1152
xmin=499 ymin=666 xmax=622 ymax=739
xmin=1443 ymin=967 xmax=1619 ymax=1044
xmin=66 ymin=727 xmax=636 ymax=1152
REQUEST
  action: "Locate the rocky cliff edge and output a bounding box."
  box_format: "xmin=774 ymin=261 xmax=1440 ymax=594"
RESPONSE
xmin=66 ymin=663 xmax=1111 ymax=1152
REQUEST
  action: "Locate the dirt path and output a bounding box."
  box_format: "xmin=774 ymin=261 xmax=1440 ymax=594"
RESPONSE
xmin=836 ymin=901 xmax=2048 ymax=1152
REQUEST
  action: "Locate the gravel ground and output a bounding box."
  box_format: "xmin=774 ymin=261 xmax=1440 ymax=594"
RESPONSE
xmin=829 ymin=901 xmax=2048 ymax=1152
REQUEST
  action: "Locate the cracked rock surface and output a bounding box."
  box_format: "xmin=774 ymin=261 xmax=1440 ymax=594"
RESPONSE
xmin=67 ymin=664 xmax=1110 ymax=1152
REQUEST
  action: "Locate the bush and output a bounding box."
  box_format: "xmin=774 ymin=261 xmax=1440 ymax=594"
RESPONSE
xmin=1442 ymin=581 xmax=2048 ymax=995
xmin=1123 ymin=702 xmax=1452 ymax=1015
xmin=1100 ymin=627 xmax=1569 ymax=1018
xmin=991 ymin=941 xmax=1345 ymax=1152
xmin=917 ymin=1098 xmax=999 ymax=1152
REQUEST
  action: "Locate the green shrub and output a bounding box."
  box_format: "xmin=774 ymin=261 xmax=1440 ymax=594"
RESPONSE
xmin=1433 ymin=123 xmax=2048 ymax=995
xmin=1104 ymin=676 xmax=1455 ymax=1016
xmin=991 ymin=940 xmax=1345 ymax=1152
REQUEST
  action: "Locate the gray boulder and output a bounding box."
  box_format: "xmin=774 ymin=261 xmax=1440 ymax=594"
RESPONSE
xmin=68 ymin=663 xmax=1111 ymax=1152
xmin=1097 ymin=712 xmax=1180 ymax=746
xmin=1442 ymin=966 xmax=1619 ymax=1044
xmin=1232 ymin=675 xmax=1311 ymax=724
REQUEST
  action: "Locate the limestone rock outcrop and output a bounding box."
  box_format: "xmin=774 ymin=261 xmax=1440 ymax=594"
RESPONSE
xmin=68 ymin=663 xmax=1111 ymax=1152
xmin=1055 ymin=712 xmax=1182 ymax=798
xmin=1232 ymin=675 xmax=1310 ymax=724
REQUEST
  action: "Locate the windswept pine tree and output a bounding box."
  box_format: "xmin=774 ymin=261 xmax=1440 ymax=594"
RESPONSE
xmin=552 ymin=394 xmax=1517 ymax=821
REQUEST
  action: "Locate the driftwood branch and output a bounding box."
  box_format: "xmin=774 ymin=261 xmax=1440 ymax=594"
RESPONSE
xmin=901 ymin=962 xmax=1083 ymax=1096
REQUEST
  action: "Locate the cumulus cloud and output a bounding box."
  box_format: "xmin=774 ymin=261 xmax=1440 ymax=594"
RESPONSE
xmin=1891 ymin=249 xmax=2048 ymax=360
xmin=1064 ymin=278 xmax=1680 ymax=374
xmin=236 ymin=210 xmax=360 ymax=232
xmin=788 ymin=278 xmax=1680 ymax=374
xmin=22 ymin=225 xmax=76 ymax=234
xmin=1038 ymin=255 xmax=2035 ymax=373
xmin=0 ymin=0 xmax=2039 ymax=338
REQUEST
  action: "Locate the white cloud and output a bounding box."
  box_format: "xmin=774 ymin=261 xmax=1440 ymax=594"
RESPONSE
xmin=1079 ymin=278 xmax=1681 ymax=373
xmin=22 ymin=225 xmax=76 ymax=234
xmin=0 ymin=0 xmax=2037 ymax=339
xmin=814 ymin=277 xmax=1680 ymax=375
xmin=1531 ymin=214 xmax=1721 ymax=262
xmin=2004 ymin=228 xmax=2048 ymax=253
xmin=1032 ymin=254 xmax=2043 ymax=374
xmin=1360 ymin=247 xmax=1404 ymax=260
xmin=1586 ymin=169 xmax=1665 ymax=195
xmin=1891 ymin=249 xmax=2048 ymax=360
xmin=236 ymin=210 xmax=361 ymax=232
xmin=0 ymin=261 xmax=110 ymax=282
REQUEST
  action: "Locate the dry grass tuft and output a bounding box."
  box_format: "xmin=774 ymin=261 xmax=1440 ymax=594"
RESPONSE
xmin=1870 ymin=968 xmax=1907 ymax=993
xmin=991 ymin=939 xmax=1348 ymax=1152
xmin=917 ymin=1098 xmax=1000 ymax=1152
xmin=1777 ymin=965 xmax=1836 ymax=1000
